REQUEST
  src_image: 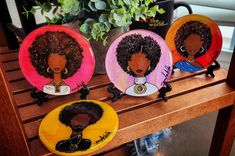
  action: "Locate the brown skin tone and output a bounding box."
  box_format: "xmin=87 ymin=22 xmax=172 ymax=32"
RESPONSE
xmin=48 ymin=53 xmax=67 ymax=86
xmin=128 ymin=52 xmax=150 ymax=77
xmin=183 ymin=34 xmax=203 ymax=67
xmin=70 ymin=114 xmax=91 ymax=136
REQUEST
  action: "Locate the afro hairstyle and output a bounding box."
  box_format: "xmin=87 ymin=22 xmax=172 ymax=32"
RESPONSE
xmin=116 ymin=34 xmax=161 ymax=77
xmin=59 ymin=101 xmax=104 ymax=127
xmin=174 ymin=20 xmax=212 ymax=59
xmin=29 ymin=31 xmax=83 ymax=79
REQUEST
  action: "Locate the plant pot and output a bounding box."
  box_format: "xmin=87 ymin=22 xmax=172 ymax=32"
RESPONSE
xmin=90 ymin=27 xmax=124 ymax=74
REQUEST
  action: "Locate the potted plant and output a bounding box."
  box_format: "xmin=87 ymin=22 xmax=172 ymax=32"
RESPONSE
xmin=25 ymin=0 xmax=165 ymax=73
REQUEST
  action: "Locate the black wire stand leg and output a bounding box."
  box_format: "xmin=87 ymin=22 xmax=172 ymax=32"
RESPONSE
xmin=158 ymin=82 xmax=172 ymax=101
xmin=31 ymin=88 xmax=49 ymax=106
xmin=78 ymin=84 xmax=89 ymax=100
xmin=206 ymin=60 xmax=220 ymax=78
xmin=107 ymin=83 xmax=122 ymax=102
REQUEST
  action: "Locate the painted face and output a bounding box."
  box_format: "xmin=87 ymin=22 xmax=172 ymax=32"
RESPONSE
xmin=128 ymin=52 xmax=150 ymax=77
xmin=70 ymin=114 xmax=91 ymax=132
xmin=48 ymin=53 xmax=67 ymax=74
xmin=184 ymin=34 xmax=203 ymax=56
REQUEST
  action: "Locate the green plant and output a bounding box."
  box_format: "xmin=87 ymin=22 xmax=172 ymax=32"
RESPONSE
xmin=26 ymin=0 xmax=165 ymax=44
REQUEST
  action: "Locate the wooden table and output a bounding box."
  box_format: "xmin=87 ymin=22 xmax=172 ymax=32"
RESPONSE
xmin=0 ymin=46 xmax=235 ymax=156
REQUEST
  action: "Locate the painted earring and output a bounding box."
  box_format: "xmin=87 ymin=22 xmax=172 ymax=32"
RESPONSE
xmin=180 ymin=45 xmax=186 ymax=52
xmin=200 ymin=47 xmax=204 ymax=53
xmin=148 ymin=66 xmax=151 ymax=71
xmin=63 ymin=68 xmax=68 ymax=74
xmin=127 ymin=66 xmax=130 ymax=71
xmin=47 ymin=67 xmax=51 ymax=73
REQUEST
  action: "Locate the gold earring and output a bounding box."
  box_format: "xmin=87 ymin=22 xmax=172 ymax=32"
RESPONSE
xmin=127 ymin=66 xmax=130 ymax=71
xmin=47 ymin=67 xmax=51 ymax=73
xmin=148 ymin=66 xmax=151 ymax=71
xmin=63 ymin=68 xmax=68 ymax=74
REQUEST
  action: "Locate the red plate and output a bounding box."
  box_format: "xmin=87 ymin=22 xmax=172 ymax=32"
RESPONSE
xmin=19 ymin=25 xmax=95 ymax=95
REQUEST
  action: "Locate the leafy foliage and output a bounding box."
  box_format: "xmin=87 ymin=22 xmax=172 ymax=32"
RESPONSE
xmin=26 ymin=0 xmax=165 ymax=43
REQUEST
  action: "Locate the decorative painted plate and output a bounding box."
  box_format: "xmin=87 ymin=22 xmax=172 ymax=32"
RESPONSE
xmin=39 ymin=100 xmax=118 ymax=156
xmin=165 ymin=14 xmax=222 ymax=73
xmin=105 ymin=30 xmax=172 ymax=97
xmin=19 ymin=25 xmax=95 ymax=96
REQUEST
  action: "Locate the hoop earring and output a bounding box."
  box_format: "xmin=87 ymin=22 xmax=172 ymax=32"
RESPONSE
xmin=127 ymin=66 xmax=130 ymax=71
xmin=200 ymin=47 xmax=204 ymax=53
xmin=148 ymin=66 xmax=151 ymax=71
xmin=180 ymin=45 xmax=186 ymax=52
xmin=47 ymin=67 xmax=51 ymax=73
xmin=63 ymin=68 xmax=68 ymax=75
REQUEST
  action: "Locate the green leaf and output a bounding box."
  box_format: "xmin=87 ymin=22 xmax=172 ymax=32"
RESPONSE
xmin=113 ymin=13 xmax=123 ymax=21
xmin=80 ymin=23 xmax=91 ymax=33
xmin=157 ymin=8 xmax=166 ymax=14
xmin=42 ymin=2 xmax=52 ymax=13
xmin=53 ymin=6 xmax=59 ymax=14
xmin=52 ymin=0 xmax=60 ymax=5
xmin=88 ymin=1 xmax=97 ymax=11
xmin=104 ymin=22 xmax=111 ymax=31
xmin=115 ymin=19 xmax=127 ymax=26
xmin=35 ymin=1 xmax=42 ymax=7
xmin=45 ymin=16 xmax=51 ymax=22
xmin=61 ymin=0 xmax=80 ymax=15
xmin=41 ymin=9 xmax=44 ymax=15
xmin=84 ymin=18 xmax=97 ymax=25
xmin=144 ymin=0 xmax=152 ymax=6
xmin=95 ymin=1 xmax=107 ymax=10
xmin=123 ymin=0 xmax=130 ymax=5
xmin=99 ymin=14 xmax=109 ymax=22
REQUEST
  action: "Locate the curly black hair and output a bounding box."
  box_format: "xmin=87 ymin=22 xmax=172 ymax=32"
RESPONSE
xmin=59 ymin=101 xmax=104 ymax=127
xmin=174 ymin=21 xmax=212 ymax=59
xmin=116 ymin=34 xmax=161 ymax=77
xmin=29 ymin=31 xmax=83 ymax=79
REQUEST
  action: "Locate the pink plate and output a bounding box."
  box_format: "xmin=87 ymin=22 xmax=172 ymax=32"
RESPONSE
xmin=106 ymin=30 xmax=172 ymax=97
xmin=19 ymin=25 xmax=95 ymax=96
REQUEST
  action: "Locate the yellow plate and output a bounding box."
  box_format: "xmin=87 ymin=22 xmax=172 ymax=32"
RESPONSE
xmin=39 ymin=100 xmax=119 ymax=155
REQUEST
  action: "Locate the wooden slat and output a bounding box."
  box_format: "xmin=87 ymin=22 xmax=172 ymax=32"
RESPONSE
xmin=14 ymin=69 xmax=207 ymax=106
xmin=23 ymin=69 xmax=227 ymax=139
xmin=10 ymin=80 xmax=33 ymax=93
xmin=3 ymin=60 xmax=19 ymax=71
xmin=6 ymin=70 xmax=24 ymax=82
xmin=14 ymin=74 xmax=110 ymax=107
xmin=101 ymin=83 xmax=235 ymax=154
xmin=29 ymin=82 xmax=235 ymax=156
xmin=0 ymin=46 xmax=10 ymax=53
xmin=0 ymin=52 xmax=18 ymax=62
xmin=19 ymin=84 xmax=111 ymax=123
xmin=10 ymin=74 xmax=110 ymax=94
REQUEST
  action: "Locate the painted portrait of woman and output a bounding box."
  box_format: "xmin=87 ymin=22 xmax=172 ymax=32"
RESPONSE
xmin=174 ymin=21 xmax=212 ymax=72
xmin=19 ymin=25 xmax=95 ymax=96
xmin=56 ymin=101 xmax=103 ymax=152
xmin=166 ymin=14 xmax=222 ymax=73
xmin=29 ymin=31 xmax=83 ymax=95
xmin=116 ymin=34 xmax=162 ymax=96
xmin=106 ymin=30 xmax=172 ymax=97
xmin=39 ymin=100 xmax=118 ymax=155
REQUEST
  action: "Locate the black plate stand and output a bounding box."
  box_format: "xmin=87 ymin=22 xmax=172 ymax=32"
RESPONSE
xmin=107 ymin=83 xmax=122 ymax=102
xmin=31 ymin=88 xmax=49 ymax=106
xmin=206 ymin=60 xmax=220 ymax=77
xmin=31 ymin=84 xmax=90 ymax=106
xmin=158 ymin=82 xmax=172 ymax=101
